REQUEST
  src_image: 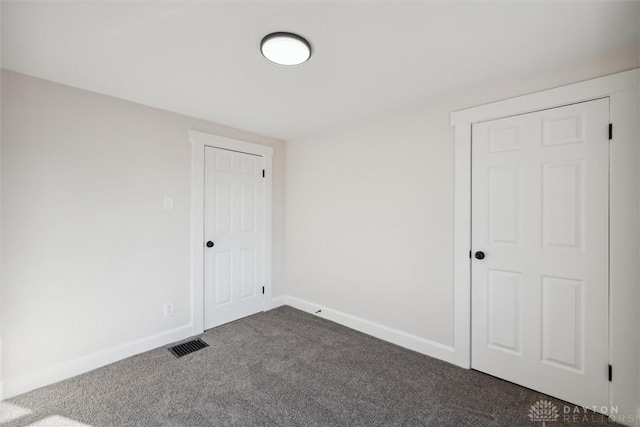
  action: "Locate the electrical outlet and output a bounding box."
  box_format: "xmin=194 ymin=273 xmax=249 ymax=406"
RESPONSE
xmin=164 ymin=303 xmax=174 ymax=317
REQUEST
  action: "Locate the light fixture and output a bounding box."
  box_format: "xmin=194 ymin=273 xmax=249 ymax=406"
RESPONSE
xmin=260 ymin=32 xmax=311 ymax=66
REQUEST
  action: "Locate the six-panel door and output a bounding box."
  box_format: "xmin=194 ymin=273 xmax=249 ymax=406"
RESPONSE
xmin=471 ymin=98 xmax=610 ymax=409
xmin=204 ymin=146 xmax=265 ymax=329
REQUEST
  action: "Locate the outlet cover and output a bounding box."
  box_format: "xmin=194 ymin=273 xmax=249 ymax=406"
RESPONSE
xmin=164 ymin=303 xmax=174 ymax=317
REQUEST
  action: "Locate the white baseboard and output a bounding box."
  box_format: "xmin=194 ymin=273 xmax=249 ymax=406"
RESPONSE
xmin=284 ymin=296 xmax=456 ymax=364
xmin=265 ymin=295 xmax=286 ymax=310
xmin=3 ymin=297 xmax=456 ymax=400
xmin=2 ymin=324 xmax=194 ymax=400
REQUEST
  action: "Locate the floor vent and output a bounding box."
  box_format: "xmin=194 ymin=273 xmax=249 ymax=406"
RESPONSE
xmin=169 ymin=338 xmax=209 ymax=358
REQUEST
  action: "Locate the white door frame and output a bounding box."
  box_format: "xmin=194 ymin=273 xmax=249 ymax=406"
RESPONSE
xmin=450 ymin=69 xmax=639 ymax=420
xmin=189 ymin=130 xmax=274 ymax=336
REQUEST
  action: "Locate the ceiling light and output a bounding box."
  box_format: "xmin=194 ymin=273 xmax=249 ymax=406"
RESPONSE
xmin=260 ymin=32 xmax=311 ymax=66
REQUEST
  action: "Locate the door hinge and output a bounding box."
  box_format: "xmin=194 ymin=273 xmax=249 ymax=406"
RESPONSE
xmin=262 ymin=286 xmax=265 ymax=295
xmin=608 ymin=364 xmax=612 ymax=382
xmin=262 ymin=169 xmax=265 ymax=178
xmin=609 ymin=123 xmax=613 ymax=140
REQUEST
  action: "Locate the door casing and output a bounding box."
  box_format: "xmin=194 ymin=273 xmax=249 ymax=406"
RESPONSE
xmin=190 ymin=130 xmax=274 ymax=335
xmin=451 ymin=69 xmax=639 ymax=420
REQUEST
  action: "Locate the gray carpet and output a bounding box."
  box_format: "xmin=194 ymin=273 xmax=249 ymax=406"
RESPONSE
xmin=5 ymin=306 xmax=616 ymax=426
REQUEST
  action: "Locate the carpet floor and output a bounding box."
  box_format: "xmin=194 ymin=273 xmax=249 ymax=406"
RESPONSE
xmin=4 ymin=306 xmax=616 ymax=426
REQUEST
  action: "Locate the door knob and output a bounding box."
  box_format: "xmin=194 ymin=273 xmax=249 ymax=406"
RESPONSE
xmin=206 ymin=241 xmax=214 ymax=248
xmin=475 ymin=251 xmax=485 ymax=260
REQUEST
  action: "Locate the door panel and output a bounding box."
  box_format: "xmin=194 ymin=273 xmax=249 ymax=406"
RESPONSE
xmin=472 ymin=98 xmax=609 ymax=409
xmin=487 ymin=269 xmax=521 ymax=354
xmin=204 ymin=147 xmax=265 ymax=329
xmin=213 ymin=251 xmax=232 ymax=305
xmin=240 ymin=248 xmax=257 ymax=298
xmin=541 ymin=276 xmax=583 ymax=371
xmin=488 ymin=167 xmax=520 ymax=244
xmin=542 ymin=160 xmax=583 ymax=248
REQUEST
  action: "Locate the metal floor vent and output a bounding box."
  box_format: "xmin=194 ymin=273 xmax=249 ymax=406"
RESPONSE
xmin=169 ymin=338 xmax=209 ymax=358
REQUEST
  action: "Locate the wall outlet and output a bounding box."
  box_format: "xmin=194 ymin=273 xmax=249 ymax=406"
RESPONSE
xmin=164 ymin=303 xmax=174 ymax=317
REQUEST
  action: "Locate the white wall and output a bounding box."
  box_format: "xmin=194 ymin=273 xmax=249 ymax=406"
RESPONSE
xmin=0 ymin=70 xmax=285 ymax=396
xmin=286 ymin=108 xmax=456 ymax=345
xmin=0 ymin=2 xmax=4 ymax=399
xmin=285 ymin=44 xmax=639 ymax=354
xmin=1 ymin=20 xmax=638 ymax=407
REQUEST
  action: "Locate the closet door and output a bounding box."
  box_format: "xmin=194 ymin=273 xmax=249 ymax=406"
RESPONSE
xmin=471 ymin=98 xmax=610 ymax=409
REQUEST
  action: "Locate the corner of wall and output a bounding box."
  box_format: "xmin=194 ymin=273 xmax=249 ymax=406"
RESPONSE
xmin=266 ymin=296 xmax=286 ymax=311
xmin=283 ymin=295 xmax=456 ymax=365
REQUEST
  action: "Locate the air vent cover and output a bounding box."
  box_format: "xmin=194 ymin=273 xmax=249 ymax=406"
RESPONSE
xmin=168 ymin=338 xmax=209 ymax=358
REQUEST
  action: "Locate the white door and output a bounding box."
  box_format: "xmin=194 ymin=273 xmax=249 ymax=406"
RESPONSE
xmin=471 ymin=98 xmax=610 ymax=409
xmin=204 ymin=146 xmax=265 ymax=329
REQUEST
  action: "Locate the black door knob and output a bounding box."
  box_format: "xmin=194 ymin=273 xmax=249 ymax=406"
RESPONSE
xmin=475 ymin=251 xmax=485 ymax=260
xmin=206 ymin=241 xmax=214 ymax=248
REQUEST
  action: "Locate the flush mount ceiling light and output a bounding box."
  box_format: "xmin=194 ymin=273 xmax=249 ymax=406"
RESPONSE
xmin=260 ymin=32 xmax=311 ymax=66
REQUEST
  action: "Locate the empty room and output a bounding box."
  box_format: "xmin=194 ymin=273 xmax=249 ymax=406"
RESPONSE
xmin=1 ymin=1 xmax=640 ymax=426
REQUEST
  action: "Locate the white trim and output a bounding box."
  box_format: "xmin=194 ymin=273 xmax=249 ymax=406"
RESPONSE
xmin=451 ymin=69 xmax=638 ymax=126
xmin=285 ymin=296 xmax=456 ymax=364
xmin=450 ymin=69 xmax=640 ymax=422
xmin=263 ymin=154 xmax=274 ymax=313
xmin=2 ymin=324 xmax=193 ymax=399
xmin=452 ymin=122 xmax=472 ymax=369
xmin=265 ymin=295 xmax=286 ymax=310
xmin=189 ymin=130 xmax=275 ymax=157
xmin=189 ymin=130 xmax=274 ymax=336
xmin=0 ymin=340 xmax=3 ymax=401
xmin=608 ymin=84 xmax=640 ymax=426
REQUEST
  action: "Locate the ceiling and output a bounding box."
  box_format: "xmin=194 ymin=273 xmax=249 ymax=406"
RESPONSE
xmin=2 ymin=1 xmax=639 ymax=140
